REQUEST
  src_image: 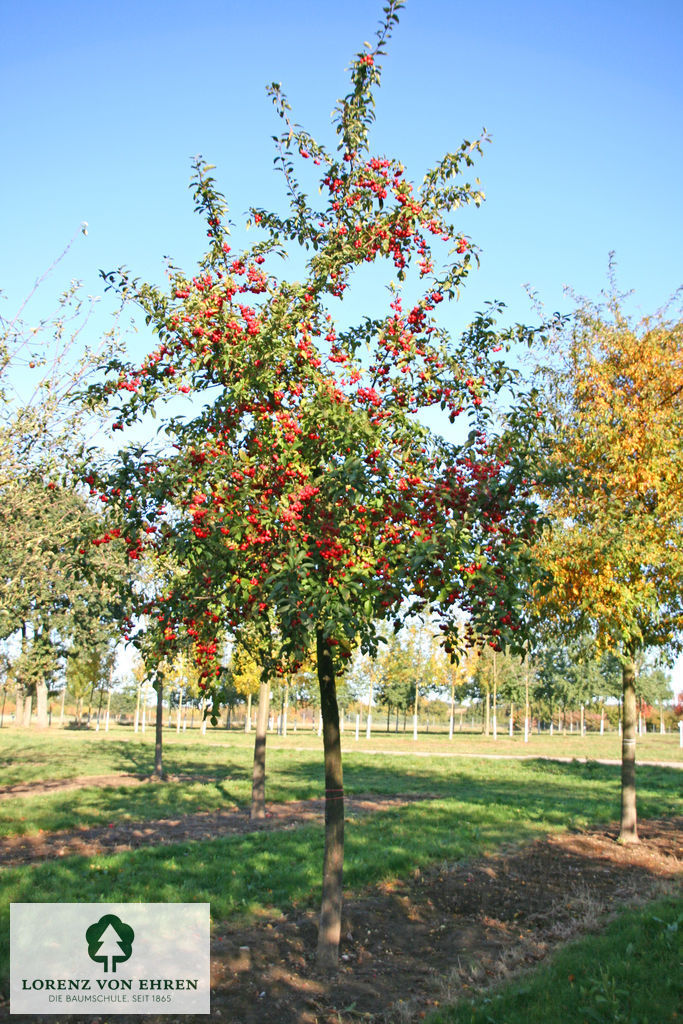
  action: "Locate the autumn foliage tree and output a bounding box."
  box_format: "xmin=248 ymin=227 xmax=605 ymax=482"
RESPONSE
xmin=535 ymin=279 xmax=683 ymax=841
xmin=86 ymin=1 xmax=550 ymax=966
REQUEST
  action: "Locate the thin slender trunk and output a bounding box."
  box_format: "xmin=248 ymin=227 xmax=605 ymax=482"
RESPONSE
xmin=619 ymin=659 xmax=638 ymax=843
xmin=492 ymin=652 xmax=498 ymax=741
xmin=251 ymin=682 xmax=270 ymax=819
xmin=16 ymin=627 xmax=28 ymax=726
xmin=134 ymin=681 xmax=141 ymax=733
xmin=153 ymin=679 xmax=164 ymax=778
xmin=316 ymin=629 xmax=344 ymax=970
xmin=95 ymin=686 xmax=105 ymax=731
xmin=449 ymin=680 xmax=455 ymax=740
xmin=245 ymin=692 xmax=252 ymax=732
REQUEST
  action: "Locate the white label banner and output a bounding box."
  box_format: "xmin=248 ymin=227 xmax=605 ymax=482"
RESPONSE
xmin=11 ymin=903 xmax=210 ymax=1015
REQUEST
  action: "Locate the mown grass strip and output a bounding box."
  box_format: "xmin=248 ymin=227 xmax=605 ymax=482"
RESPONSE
xmin=0 ymin=754 xmax=679 ymax=994
xmin=0 ymin=751 xmax=679 ymax=839
xmin=0 ymin=729 xmax=679 ymax=792
xmin=432 ymin=896 xmax=682 ymax=1024
xmin=0 ymin=797 xmax=555 ymax=989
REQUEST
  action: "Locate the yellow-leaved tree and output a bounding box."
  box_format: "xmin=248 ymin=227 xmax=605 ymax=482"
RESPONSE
xmin=535 ymin=279 xmax=682 ymax=841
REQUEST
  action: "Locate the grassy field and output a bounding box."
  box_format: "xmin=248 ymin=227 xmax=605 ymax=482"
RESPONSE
xmin=0 ymin=726 xmax=680 ymax=1013
xmin=0 ymin=727 xmax=680 ymax=838
xmin=1 ymin=720 xmax=681 ymax=783
xmin=434 ymin=896 xmax=682 ymax=1024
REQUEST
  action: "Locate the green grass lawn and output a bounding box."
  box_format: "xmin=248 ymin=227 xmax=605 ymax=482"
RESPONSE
xmin=0 ymin=730 xmax=680 ymax=837
xmin=0 ymin=728 xmax=680 ymax=1004
xmin=0 ymin=724 xmax=680 ymax=791
xmin=432 ymin=896 xmax=682 ymax=1024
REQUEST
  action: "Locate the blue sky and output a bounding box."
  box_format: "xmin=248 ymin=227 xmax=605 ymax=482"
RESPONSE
xmin=2 ymin=0 xmax=682 ymax=692
xmin=2 ymin=0 xmax=681 ymax=326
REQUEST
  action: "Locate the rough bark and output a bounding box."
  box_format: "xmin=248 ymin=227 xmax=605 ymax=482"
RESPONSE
xmin=22 ymin=697 xmax=32 ymax=728
xmin=316 ymin=629 xmax=344 ymax=971
xmin=15 ymin=691 xmax=24 ymax=726
xmin=619 ymin=658 xmax=639 ymax=843
xmin=153 ymin=679 xmax=164 ymax=778
xmin=251 ymin=682 xmax=270 ymax=819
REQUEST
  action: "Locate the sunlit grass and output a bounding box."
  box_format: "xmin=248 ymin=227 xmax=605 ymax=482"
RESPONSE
xmin=432 ymin=897 xmax=683 ymax=1024
xmin=0 ymin=734 xmax=679 ymax=837
xmin=0 ymin=732 xmax=679 ymax=997
xmin=0 ymin=724 xmax=679 ymax=792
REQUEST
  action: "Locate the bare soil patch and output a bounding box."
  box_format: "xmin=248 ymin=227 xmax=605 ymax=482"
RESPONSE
xmin=1 ymin=816 xmax=680 ymax=1024
xmin=0 ymin=794 xmax=430 ymax=866
xmin=0 ymin=773 xmax=147 ymax=801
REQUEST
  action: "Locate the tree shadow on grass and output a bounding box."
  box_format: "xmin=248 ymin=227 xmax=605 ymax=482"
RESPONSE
xmin=1 ymin=816 xmax=679 ymax=1023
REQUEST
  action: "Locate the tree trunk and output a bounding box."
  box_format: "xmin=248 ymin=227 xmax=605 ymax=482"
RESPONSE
xmin=95 ymin=686 xmax=105 ymax=731
xmin=492 ymin=652 xmax=498 ymax=740
xmin=449 ymin=680 xmax=455 ymax=739
xmin=23 ymin=696 xmax=32 ymax=727
xmin=251 ymin=681 xmax=270 ymax=819
xmin=15 ymin=691 xmax=24 ymax=726
xmin=35 ymin=680 xmax=49 ymax=728
xmin=316 ymin=629 xmax=344 ymax=971
xmin=153 ymin=679 xmax=164 ymax=778
xmin=619 ymin=658 xmax=638 ymax=843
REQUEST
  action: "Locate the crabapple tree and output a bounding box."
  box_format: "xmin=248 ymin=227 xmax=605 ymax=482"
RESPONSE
xmin=85 ymin=0 xmax=550 ymax=967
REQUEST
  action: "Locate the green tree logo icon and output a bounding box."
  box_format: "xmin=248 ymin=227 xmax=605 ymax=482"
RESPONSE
xmin=86 ymin=914 xmax=135 ymax=973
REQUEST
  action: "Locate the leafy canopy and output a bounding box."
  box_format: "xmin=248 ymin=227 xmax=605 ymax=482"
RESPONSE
xmin=85 ymin=0 xmax=550 ymax=688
